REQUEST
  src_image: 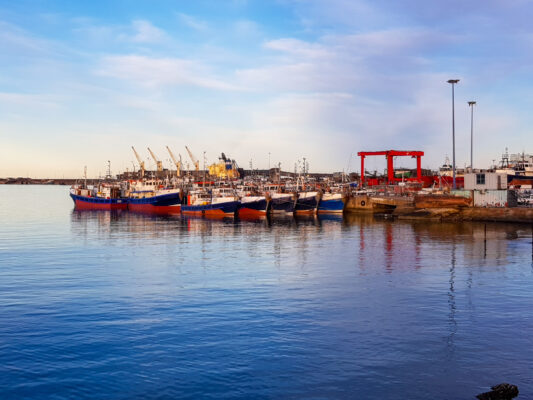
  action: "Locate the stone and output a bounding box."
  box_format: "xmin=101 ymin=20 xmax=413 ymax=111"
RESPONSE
xmin=476 ymin=383 xmax=519 ymax=400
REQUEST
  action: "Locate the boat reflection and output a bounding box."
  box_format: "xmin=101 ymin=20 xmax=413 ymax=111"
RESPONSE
xmin=71 ymin=210 xmax=529 ymax=274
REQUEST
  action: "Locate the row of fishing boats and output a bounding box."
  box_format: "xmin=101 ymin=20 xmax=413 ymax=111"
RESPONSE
xmin=69 ymin=179 xmax=347 ymax=216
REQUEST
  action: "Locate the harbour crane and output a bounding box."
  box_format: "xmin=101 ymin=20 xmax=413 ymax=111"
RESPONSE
xmin=166 ymin=145 xmax=182 ymax=177
xmin=131 ymin=146 xmax=145 ymax=178
xmin=147 ymin=147 xmax=163 ymax=172
xmin=185 ymin=146 xmax=200 ymax=172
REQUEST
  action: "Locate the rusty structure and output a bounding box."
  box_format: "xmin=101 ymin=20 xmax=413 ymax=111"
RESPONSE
xmin=358 ymin=150 xmax=424 ymax=185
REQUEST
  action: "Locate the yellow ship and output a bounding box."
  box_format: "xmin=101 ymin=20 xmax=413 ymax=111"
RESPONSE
xmin=208 ymin=153 xmax=240 ymax=179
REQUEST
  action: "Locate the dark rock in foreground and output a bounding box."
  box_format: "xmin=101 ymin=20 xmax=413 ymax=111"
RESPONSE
xmin=476 ymin=383 xmax=519 ymax=399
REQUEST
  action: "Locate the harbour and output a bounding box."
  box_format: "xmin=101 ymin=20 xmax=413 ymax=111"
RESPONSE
xmin=1 ymin=184 xmax=533 ymax=399
xmin=3 ymin=1 xmax=533 ymax=398
xmin=50 ymin=146 xmax=533 ymax=224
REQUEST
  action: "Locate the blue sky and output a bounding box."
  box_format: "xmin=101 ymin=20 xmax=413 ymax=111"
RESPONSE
xmin=1 ymin=0 xmax=533 ymax=178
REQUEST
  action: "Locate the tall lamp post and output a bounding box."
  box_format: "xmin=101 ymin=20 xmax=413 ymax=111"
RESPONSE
xmin=468 ymin=101 xmax=476 ymax=172
xmin=447 ymin=79 xmax=460 ymax=189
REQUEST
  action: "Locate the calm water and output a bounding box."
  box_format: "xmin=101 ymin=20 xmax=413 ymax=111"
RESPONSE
xmin=1 ymin=185 xmax=533 ymax=399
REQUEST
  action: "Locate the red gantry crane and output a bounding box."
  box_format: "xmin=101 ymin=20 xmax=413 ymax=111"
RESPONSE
xmin=358 ymin=150 xmax=424 ymax=185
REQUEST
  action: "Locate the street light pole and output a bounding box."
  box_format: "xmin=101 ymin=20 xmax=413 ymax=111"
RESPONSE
xmin=447 ymin=79 xmax=460 ymax=189
xmin=203 ymin=151 xmax=206 ymax=187
xmin=468 ymin=101 xmax=476 ymax=172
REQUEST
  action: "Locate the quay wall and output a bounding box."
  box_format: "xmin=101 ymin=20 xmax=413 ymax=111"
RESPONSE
xmin=360 ymin=195 xmax=533 ymax=223
xmin=459 ymin=207 xmax=533 ymax=223
xmin=395 ymin=205 xmax=533 ymax=223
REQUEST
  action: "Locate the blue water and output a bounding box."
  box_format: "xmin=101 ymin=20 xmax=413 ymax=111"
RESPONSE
xmin=1 ymin=185 xmax=533 ymax=399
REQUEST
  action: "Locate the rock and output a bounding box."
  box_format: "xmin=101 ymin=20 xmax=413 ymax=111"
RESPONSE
xmin=476 ymin=383 xmax=519 ymax=399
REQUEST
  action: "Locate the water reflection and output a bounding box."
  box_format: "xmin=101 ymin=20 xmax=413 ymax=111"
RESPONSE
xmin=5 ymin=186 xmax=533 ymax=400
xmin=447 ymin=240 xmax=457 ymax=361
xmin=70 ymin=210 xmax=531 ymax=275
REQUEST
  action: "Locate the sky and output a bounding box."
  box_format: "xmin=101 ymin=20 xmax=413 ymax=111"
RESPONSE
xmin=1 ymin=0 xmax=533 ymax=178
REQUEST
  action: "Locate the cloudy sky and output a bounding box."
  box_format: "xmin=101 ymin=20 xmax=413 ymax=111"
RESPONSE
xmin=1 ymin=0 xmax=533 ymax=178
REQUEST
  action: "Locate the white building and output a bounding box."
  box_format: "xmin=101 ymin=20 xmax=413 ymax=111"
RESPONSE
xmin=464 ymin=172 xmax=507 ymax=191
xmin=464 ymin=172 xmax=515 ymax=207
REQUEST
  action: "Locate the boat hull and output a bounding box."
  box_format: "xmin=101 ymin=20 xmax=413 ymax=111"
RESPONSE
xmin=70 ymin=193 xmax=128 ymax=210
xmin=294 ymin=193 xmax=318 ymax=215
xmin=182 ymin=201 xmax=240 ymax=217
xmin=269 ymin=195 xmax=295 ymax=215
xmin=239 ymin=197 xmax=268 ymax=217
xmin=318 ymin=194 xmax=345 ymax=214
xmin=128 ymin=192 xmax=182 ymax=214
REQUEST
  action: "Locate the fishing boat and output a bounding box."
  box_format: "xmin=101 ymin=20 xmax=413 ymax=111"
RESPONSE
xmin=263 ymin=184 xmax=294 ymax=215
xmin=318 ymin=192 xmax=345 ymax=214
xmin=127 ymin=189 xmax=182 ymax=213
xmin=345 ymin=194 xmax=396 ymax=213
xmin=126 ymin=180 xmax=183 ymax=214
xmin=239 ymin=196 xmax=269 ymax=217
xmin=294 ymin=191 xmax=319 ymax=215
xmin=237 ymin=185 xmax=269 ymax=217
xmin=268 ymin=193 xmax=295 ymax=215
xmin=181 ymin=188 xmax=239 ymax=217
xmin=70 ymin=183 xmax=127 ymax=210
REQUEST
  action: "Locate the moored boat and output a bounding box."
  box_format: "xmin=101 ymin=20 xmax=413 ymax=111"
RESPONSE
xmin=294 ymin=191 xmax=319 ymax=215
xmin=263 ymin=184 xmax=295 ymax=215
xmin=318 ymin=192 xmax=345 ymax=214
xmin=127 ymin=190 xmax=183 ymax=214
xmin=268 ymin=193 xmax=295 ymax=215
xmin=345 ymin=194 xmax=396 ymax=213
xmin=181 ymin=189 xmax=239 ymax=217
xmin=125 ymin=179 xmax=183 ymax=214
xmin=239 ymin=196 xmax=268 ymax=217
xmin=70 ymin=184 xmax=127 ymax=210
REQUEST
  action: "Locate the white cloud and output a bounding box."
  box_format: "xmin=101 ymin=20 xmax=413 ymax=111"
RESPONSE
xmin=236 ymin=27 xmax=462 ymax=100
xmin=71 ymin=18 xmax=167 ymax=45
xmin=177 ymin=13 xmax=208 ymax=31
xmin=130 ymin=20 xmax=166 ymax=43
xmin=0 ymin=92 xmax=61 ymax=109
xmin=97 ymin=54 xmax=238 ymax=91
xmin=0 ymin=21 xmax=57 ymax=55
xmin=264 ymin=38 xmax=331 ymax=58
xmin=233 ymin=19 xmax=261 ymax=36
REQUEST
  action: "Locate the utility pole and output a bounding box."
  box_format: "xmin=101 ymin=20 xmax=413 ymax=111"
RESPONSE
xmin=447 ymin=79 xmax=460 ymax=189
xmin=468 ymin=101 xmax=477 ymax=171
xmin=203 ymin=151 xmax=206 ymax=188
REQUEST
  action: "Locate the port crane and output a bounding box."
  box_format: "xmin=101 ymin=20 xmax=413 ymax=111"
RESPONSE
xmin=131 ymin=146 xmax=145 ymax=178
xmin=147 ymin=147 xmax=163 ymax=172
xmin=166 ymin=145 xmax=182 ymax=177
xmin=185 ymin=146 xmax=200 ymax=172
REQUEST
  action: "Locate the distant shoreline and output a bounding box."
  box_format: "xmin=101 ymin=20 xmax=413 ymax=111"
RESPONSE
xmin=0 ymin=178 xmax=91 ymax=185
